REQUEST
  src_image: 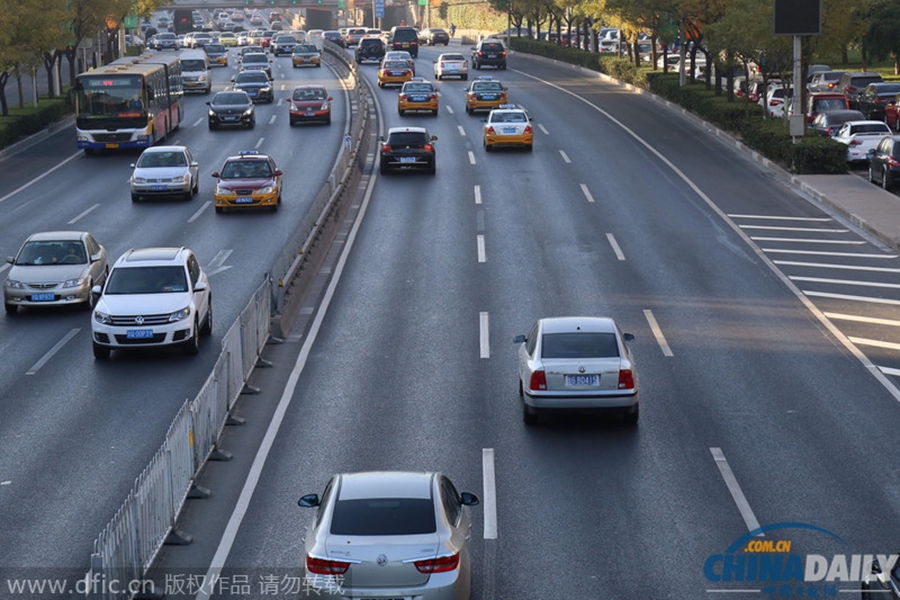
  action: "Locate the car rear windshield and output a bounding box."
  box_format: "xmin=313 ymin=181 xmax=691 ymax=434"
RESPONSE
xmin=852 ymin=76 xmax=883 ymax=86
xmin=387 ymin=132 xmax=427 ymax=146
xmin=330 ymin=498 xmax=436 ymax=535
xmin=541 ymin=332 xmax=620 ymax=359
xmin=850 ymin=123 xmax=890 ymax=134
xmin=392 ymin=28 xmax=417 ymax=42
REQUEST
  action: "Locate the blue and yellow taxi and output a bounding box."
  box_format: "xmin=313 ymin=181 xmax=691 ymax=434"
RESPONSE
xmin=211 ymin=151 xmax=283 ymax=212
xmin=398 ymin=78 xmax=439 ymax=115
xmin=378 ymin=59 xmax=414 ymax=88
xmin=291 ymin=44 xmax=321 ymax=68
xmin=483 ymin=104 xmax=534 ymax=151
xmin=464 ymin=76 xmax=508 ymax=114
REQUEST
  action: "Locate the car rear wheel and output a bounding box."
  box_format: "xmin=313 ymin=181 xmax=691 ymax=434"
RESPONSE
xmin=92 ymin=342 xmax=111 ymax=360
xmin=884 ymin=168 xmax=893 ymax=191
xmin=869 ymin=164 xmax=876 ymax=183
xmin=523 ymin=403 xmax=538 ymax=425
xmin=622 ymin=404 xmax=639 ymax=425
xmin=398 ymin=108 xmax=405 ymax=116
xmin=427 ymin=160 xmax=436 ymax=175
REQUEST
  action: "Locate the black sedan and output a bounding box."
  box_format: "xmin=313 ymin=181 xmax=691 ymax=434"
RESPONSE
xmin=867 ymin=134 xmax=900 ymax=191
xmin=322 ymin=30 xmax=346 ymax=47
xmin=809 ymin=109 xmax=865 ymax=137
xmin=857 ymin=83 xmax=900 ymax=120
xmin=206 ymin=91 xmax=255 ymax=129
xmin=231 ymin=70 xmax=274 ymax=103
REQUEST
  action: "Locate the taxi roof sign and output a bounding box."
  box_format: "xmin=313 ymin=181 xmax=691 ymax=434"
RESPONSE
xmin=238 ymin=150 xmax=260 ymax=155
xmin=477 ymin=75 xmax=493 ymax=80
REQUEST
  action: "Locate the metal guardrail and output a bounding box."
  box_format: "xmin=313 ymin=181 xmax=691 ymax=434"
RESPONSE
xmin=87 ymin=41 xmax=373 ymax=600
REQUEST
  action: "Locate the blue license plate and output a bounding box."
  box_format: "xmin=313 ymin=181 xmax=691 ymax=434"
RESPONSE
xmin=223 ymin=116 xmax=237 ymax=121
xmin=248 ymin=91 xmax=257 ymax=96
xmin=304 ymin=112 xmax=315 ymax=116
xmin=482 ymin=94 xmax=496 ymax=100
xmin=412 ymin=96 xmax=426 ymax=101
xmin=31 ymin=293 xmax=55 ymax=302
xmin=151 ymin=185 xmax=168 ymax=191
xmin=235 ymin=197 xmax=254 ymax=203
xmin=391 ymin=71 xmax=404 ymax=76
xmin=126 ymin=329 xmax=154 ymax=339
xmin=502 ymin=127 xmax=517 ymax=134
xmin=566 ymin=374 xmax=599 ymax=386
xmin=399 ymin=157 xmax=416 ymax=163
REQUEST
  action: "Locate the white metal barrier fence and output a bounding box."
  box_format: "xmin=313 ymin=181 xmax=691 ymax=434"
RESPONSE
xmin=87 ymin=42 xmax=371 ymax=600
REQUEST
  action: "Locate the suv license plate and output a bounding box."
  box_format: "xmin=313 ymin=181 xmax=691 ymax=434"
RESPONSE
xmin=399 ymin=157 xmax=416 ymax=163
xmin=566 ymin=374 xmax=599 ymax=386
xmin=127 ymin=329 xmax=154 ymax=339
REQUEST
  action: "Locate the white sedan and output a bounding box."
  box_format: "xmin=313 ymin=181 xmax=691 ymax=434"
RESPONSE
xmin=433 ymin=52 xmax=468 ymax=80
xmin=833 ymin=120 xmax=892 ymax=163
xmin=514 ymin=316 xmax=639 ymax=425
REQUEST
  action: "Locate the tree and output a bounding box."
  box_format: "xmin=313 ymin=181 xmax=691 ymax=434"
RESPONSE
xmin=863 ymin=0 xmax=900 ymax=74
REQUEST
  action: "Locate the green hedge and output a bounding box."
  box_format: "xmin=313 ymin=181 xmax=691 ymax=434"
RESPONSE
xmin=511 ymin=40 xmax=848 ymax=174
xmin=0 ymin=94 xmax=73 ymax=149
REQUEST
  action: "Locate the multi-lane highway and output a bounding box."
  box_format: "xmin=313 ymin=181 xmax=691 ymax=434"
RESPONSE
xmin=5 ymin=36 xmax=900 ymax=600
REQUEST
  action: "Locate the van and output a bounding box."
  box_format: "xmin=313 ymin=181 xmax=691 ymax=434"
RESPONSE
xmin=389 ymin=26 xmax=419 ymax=57
xmin=180 ymin=49 xmax=211 ymax=94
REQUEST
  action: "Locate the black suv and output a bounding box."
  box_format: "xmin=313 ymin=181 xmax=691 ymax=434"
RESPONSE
xmin=389 ymin=26 xmax=419 ymax=57
xmin=379 ymin=127 xmax=437 ymax=175
xmin=836 ymin=72 xmax=884 ymax=109
xmin=471 ymin=39 xmax=507 ymax=69
xmin=356 ymin=37 xmax=386 ymax=63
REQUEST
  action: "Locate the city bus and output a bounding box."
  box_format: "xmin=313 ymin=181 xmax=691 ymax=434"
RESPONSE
xmin=73 ymin=53 xmax=184 ymax=155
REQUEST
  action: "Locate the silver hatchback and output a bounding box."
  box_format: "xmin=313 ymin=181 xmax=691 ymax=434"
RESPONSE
xmin=130 ymin=145 xmax=199 ymax=202
xmin=4 ymin=231 xmax=108 ymax=314
xmin=298 ymin=471 xmax=479 ymax=599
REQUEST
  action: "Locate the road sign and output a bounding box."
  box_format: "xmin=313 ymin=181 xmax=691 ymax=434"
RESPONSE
xmin=375 ymin=0 xmax=384 ymax=19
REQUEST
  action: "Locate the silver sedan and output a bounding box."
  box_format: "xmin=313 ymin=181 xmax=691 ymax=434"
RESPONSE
xmin=298 ymin=471 xmax=479 ymax=600
xmin=433 ymin=53 xmax=468 ymax=81
xmin=514 ymin=316 xmax=639 ymax=425
xmin=4 ymin=231 xmax=108 ymax=314
xmin=129 ymin=145 xmax=199 ymax=202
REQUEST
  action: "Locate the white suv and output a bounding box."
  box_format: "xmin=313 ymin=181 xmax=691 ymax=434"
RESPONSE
xmin=91 ymin=247 xmax=211 ymax=359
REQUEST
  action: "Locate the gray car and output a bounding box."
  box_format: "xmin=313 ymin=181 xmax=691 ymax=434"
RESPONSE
xmin=130 ymin=145 xmax=199 ymax=202
xmin=514 ymin=316 xmax=639 ymax=424
xmin=298 ymin=471 xmax=479 ymax=600
xmin=4 ymin=231 xmax=108 ymax=314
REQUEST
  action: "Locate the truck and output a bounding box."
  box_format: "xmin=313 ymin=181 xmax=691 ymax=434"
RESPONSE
xmin=173 ymin=9 xmax=195 ymax=35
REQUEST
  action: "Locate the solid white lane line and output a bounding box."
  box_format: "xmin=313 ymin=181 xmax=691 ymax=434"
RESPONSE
xmin=849 ymin=337 xmax=900 ymax=351
xmin=606 ymin=233 xmax=625 ymax=261
xmin=188 ymin=201 xmax=212 ymax=223
xmin=479 ymin=312 xmax=490 ymax=358
xmin=791 ymin=275 xmax=900 ymax=289
xmin=537 ymin=124 xmax=549 ymax=135
xmin=26 ymin=329 xmax=80 ymax=375
xmin=728 ymin=214 xmax=833 ymax=221
xmin=711 ymin=448 xmax=763 ymax=537
xmin=254 ymin=137 xmax=264 ymax=149
xmin=468 ymin=151 xmax=476 ymax=165
xmin=739 ymin=225 xmax=848 ymax=232
xmin=474 ymin=185 xmax=482 ymax=205
xmin=67 ymin=203 xmax=100 ymax=225
xmin=750 ymin=237 xmax=865 ymax=244
xmin=773 ymin=260 xmax=900 ymax=272
xmin=824 ymin=312 xmax=900 ymax=327
xmin=643 ymin=309 xmax=673 ymax=356
xmin=804 ymin=291 xmax=900 ymax=306
xmin=458 ymin=125 xmax=466 ymax=136
xmin=482 ymin=448 xmax=498 ymax=540
xmin=580 ymin=183 xmax=595 ymax=203
xmin=762 ymin=248 xmax=896 ymax=258
xmin=559 ymin=150 xmax=571 ymax=163
xmin=477 ymin=235 xmax=486 ymax=263
xmin=0 ymin=151 xmax=81 ymax=203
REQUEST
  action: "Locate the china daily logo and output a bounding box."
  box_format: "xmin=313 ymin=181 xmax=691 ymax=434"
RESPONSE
xmin=704 ymin=523 xmax=897 ymax=593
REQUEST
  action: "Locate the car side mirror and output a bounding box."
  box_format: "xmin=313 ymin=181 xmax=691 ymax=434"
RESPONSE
xmin=327 ymin=96 xmax=333 ymax=101
xmin=90 ymin=253 xmax=103 ymax=263
xmin=91 ymin=284 xmax=102 ymax=295
xmin=6 ymin=256 xmax=13 ymax=265
xmin=130 ymin=163 xmax=136 ymax=168
xmin=273 ymin=170 xmax=283 ymax=176
xmin=867 ymin=149 xmax=876 ymax=158
xmin=211 ymin=172 xmax=220 ymax=178
xmin=460 ymin=492 xmax=480 ymax=506
xmin=623 ymin=333 xmax=635 ymax=342
xmin=205 ymin=102 xmax=212 ymax=106
xmin=194 ymin=280 xmax=208 ymax=292
xmin=190 ymin=162 xmax=198 ymax=167
xmin=431 ymin=135 xmax=438 ymax=141
xmin=298 ymin=493 xmax=320 ymax=507
xmin=230 ymin=76 xmax=235 ymax=81
xmin=513 ymin=334 xmax=526 ymax=344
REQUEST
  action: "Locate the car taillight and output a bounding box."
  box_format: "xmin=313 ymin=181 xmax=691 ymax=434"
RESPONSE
xmin=500 ymin=93 xmax=507 ymax=101
xmin=381 ymin=144 xmax=392 ymax=152
xmin=889 ymin=156 xmax=900 ymax=167
xmin=524 ymin=125 xmax=532 ymax=134
xmin=424 ymin=143 xmax=434 ymax=152
xmin=877 ymin=97 xmax=888 ymax=104
xmin=430 ymin=93 xmax=437 ymax=101
xmin=486 ymin=126 xmax=496 ymax=134
xmin=849 ymin=140 xmax=861 ymax=146
xmin=306 ymin=556 xmax=350 ymax=575
xmin=529 ymin=371 xmax=547 ymax=391
xmin=618 ymin=369 xmax=634 ymax=389
xmin=379 ymin=69 xmax=387 ymax=76
xmin=414 ymin=554 xmax=459 ymax=573
xmin=469 ymin=93 xmax=477 ymax=100
xmin=826 ymin=82 xmax=835 ymax=89
xmin=399 ymin=94 xmax=407 ymax=100
xmin=501 ymin=50 xmax=507 ymax=57
xmin=847 ymin=86 xmax=857 ymax=92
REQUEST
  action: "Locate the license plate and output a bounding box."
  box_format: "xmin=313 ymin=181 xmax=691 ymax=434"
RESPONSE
xmin=248 ymin=91 xmax=257 ymax=96
xmin=302 ymin=58 xmax=310 ymax=62
xmin=412 ymin=96 xmax=426 ymax=101
xmin=304 ymin=111 xmax=315 ymax=116
xmin=392 ymin=71 xmax=404 ymax=76
xmin=126 ymin=329 xmax=154 ymax=339
xmin=151 ymin=185 xmax=168 ymax=191
xmin=223 ymin=116 xmax=237 ymax=121
xmin=399 ymin=157 xmax=416 ymax=163
xmin=502 ymin=127 xmax=517 ymax=134
xmin=236 ymin=196 xmax=254 ymax=203
xmin=566 ymin=374 xmax=599 ymax=387
xmin=31 ymin=293 xmax=55 ymax=302
xmin=401 ymin=43 xmax=409 ymax=47
xmin=106 ymin=143 xmax=119 ymax=149
xmin=482 ymin=94 xmax=496 ymax=100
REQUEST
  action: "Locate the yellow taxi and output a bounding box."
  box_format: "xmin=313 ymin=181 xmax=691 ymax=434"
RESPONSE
xmin=483 ymin=104 xmax=534 ymax=151
xmin=218 ymin=32 xmax=238 ymax=47
xmin=397 ymin=78 xmax=439 ymax=116
xmin=291 ymin=43 xmax=321 ymax=68
xmin=378 ymin=59 xmax=414 ymax=88
xmin=464 ymin=76 xmax=508 ymax=114
xmin=211 ymin=151 xmax=283 ymax=212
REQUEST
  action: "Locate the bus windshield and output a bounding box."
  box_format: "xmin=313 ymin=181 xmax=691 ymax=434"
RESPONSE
xmin=75 ymin=75 xmax=146 ymax=129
